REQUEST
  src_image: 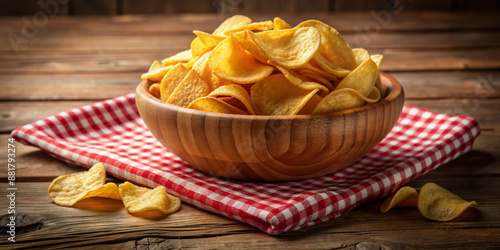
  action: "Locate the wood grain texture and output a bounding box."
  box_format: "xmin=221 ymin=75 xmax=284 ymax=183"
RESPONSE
xmin=0 ymin=180 xmax=498 ymax=249
xmin=135 ymin=73 xmax=404 ymax=181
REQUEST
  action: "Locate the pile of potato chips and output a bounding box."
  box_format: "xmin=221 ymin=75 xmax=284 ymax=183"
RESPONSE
xmin=48 ymin=163 xmax=180 ymax=216
xmin=380 ymin=183 xmax=477 ymax=221
xmin=142 ymin=15 xmax=383 ymax=115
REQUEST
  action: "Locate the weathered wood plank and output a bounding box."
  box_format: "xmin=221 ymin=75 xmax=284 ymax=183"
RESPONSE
xmin=0 ymin=70 xmax=498 ymax=101
xmin=0 ymin=49 xmax=499 ymax=74
xmin=1 ymin=31 xmax=499 ymax=52
xmin=0 ymin=179 xmax=497 ymax=249
xmin=0 ymin=73 xmax=138 ymax=101
xmin=0 ymin=12 xmax=498 ymax=35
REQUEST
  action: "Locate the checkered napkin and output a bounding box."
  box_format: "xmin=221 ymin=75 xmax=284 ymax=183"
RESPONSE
xmin=11 ymin=93 xmax=480 ymax=235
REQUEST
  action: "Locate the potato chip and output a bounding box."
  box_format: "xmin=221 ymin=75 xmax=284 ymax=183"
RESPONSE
xmin=313 ymin=52 xmax=351 ymax=78
xmin=246 ymin=27 xmax=320 ymax=69
xmin=418 ymin=183 xmax=477 ymax=222
xmin=312 ymin=88 xmax=366 ymax=114
xmin=141 ymin=65 xmax=173 ymax=82
xmin=231 ymin=32 xmax=269 ymax=64
xmin=208 ymin=84 xmax=255 ymax=114
xmin=271 ymin=62 xmax=329 ymax=93
xmin=48 ymin=162 xmax=107 ymax=206
xmin=380 ymin=186 xmax=419 ymax=213
xmin=209 ymin=36 xmax=274 ymax=84
xmin=160 ymin=63 xmax=190 ymax=102
xmin=167 ymin=69 xmax=210 ymax=108
xmin=297 ymin=20 xmax=357 ymax=70
xmin=193 ymin=30 xmax=225 ymax=50
xmin=148 ymin=83 xmax=161 ymax=98
xmin=148 ymin=60 xmax=162 ymax=72
xmin=118 ymin=182 xmax=181 ymax=215
xmin=297 ymin=94 xmax=322 ymax=114
xmin=83 ymin=182 xmax=122 ymax=200
xmin=223 ymin=20 xmax=274 ymax=35
xmin=336 ymin=58 xmax=378 ymax=96
xmin=251 ymin=74 xmax=319 ymax=115
xmin=212 ymin=15 xmax=252 ymax=36
xmin=273 ymin=17 xmax=292 ymax=30
xmin=161 ymin=49 xmax=192 ymax=66
xmin=188 ymin=96 xmax=247 ymax=114
xmin=352 ymin=48 xmax=370 ymax=66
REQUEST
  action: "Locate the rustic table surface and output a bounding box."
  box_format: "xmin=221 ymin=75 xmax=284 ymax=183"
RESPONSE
xmin=0 ymin=12 xmax=499 ymax=249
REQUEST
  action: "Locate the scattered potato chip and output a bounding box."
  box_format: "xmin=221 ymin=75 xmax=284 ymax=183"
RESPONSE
xmin=380 ymin=186 xmax=419 ymax=213
xmin=297 ymin=20 xmax=357 ymax=71
xmin=167 ymin=69 xmax=210 ymax=107
xmin=273 ymin=17 xmax=292 ymax=30
xmin=212 ymin=15 xmax=252 ymax=36
xmin=161 ymin=49 xmax=192 ymax=66
xmin=251 ymin=74 xmax=319 ymax=115
xmin=418 ymin=183 xmax=477 ymax=222
xmin=48 ymin=162 xmax=107 ymax=206
xmin=246 ymin=27 xmax=320 ymax=69
xmin=209 ymin=36 xmax=274 ymax=84
xmin=119 ymin=182 xmax=181 ymax=215
xmin=148 ymin=83 xmax=161 ymax=98
xmin=188 ymin=96 xmax=247 ymax=114
xmin=160 ymin=63 xmax=190 ymax=102
xmin=83 ymin=182 xmax=122 ymax=200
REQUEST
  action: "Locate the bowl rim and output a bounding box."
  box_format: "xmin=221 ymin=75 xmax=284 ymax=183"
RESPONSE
xmin=136 ymin=71 xmax=403 ymax=120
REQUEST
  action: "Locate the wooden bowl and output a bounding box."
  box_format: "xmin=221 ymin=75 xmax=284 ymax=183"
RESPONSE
xmin=135 ymin=72 xmax=404 ymax=181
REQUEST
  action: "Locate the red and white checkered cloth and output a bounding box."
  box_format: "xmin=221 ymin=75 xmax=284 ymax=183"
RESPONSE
xmin=12 ymin=93 xmax=480 ymax=235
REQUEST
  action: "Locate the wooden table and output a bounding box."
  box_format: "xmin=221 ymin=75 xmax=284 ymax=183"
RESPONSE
xmin=1 ymin=12 xmax=499 ymax=249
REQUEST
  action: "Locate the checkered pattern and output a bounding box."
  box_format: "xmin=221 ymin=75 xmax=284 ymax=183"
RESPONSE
xmin=11 ymin=93 xmax=480 ymax=235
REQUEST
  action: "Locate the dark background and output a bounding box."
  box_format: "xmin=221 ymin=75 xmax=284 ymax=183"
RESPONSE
xmin=1 ymin=0 xmax=499 ymax=16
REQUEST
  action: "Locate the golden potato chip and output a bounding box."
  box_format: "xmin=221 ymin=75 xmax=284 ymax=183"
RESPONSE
xmin=336 ymin=58 xmax=378 ymax=96
xmin=273 ymin=17 xmax=292 ymax=30
xmin=271 ymin=62 xmax=329 ymax=93
xmin=231 ymin=31 xmax=269 ymax=64
xmin=251 ymin=74 xmax=319 ymax=115
xmin=352 ymin=48 xmax=370 ymax=67
xmin=313 ymin=52 xmax=351 ymax=78
xmin=297 ymin=94 xmax=322 ymax=114
xmin=148 ymin=60 xmax=162 ymax=72
xmin=188 ymin=96 xmax=247 ymax=114
xmin=148 ymin=83 xmax=161 ymax=99
xmin=312 ymin=88 xmax=366 ymax=114
xmin=118 ymin=182 xmax=181 ymax=215
xmin=192 ymin=51 xmax=230 ymax=91
xmin=83 ymin=182 xmax=121 ymax=200
xmin=223 ymin=20 xmax=274 ymax=35
xmin=167 ymin=69 xmax=210 ymax=108
xmin=141 ymin=65 xmax=173 ymax=82
xmin=208 ymin=84 xmax=255 ymax=114
xmin=299 ymin=70 xmax=335 ymax=92
xmin=161 ymin=49 xmax=192 ymax=66
xmin=193 ymin=30 xmax=225 ymax=49
xmin=297 ymin=20 xmax=357 ymax=70
xmin=212 ymin=15 xmax=252 ymax=36
xmin=209 ymin=37 xmax=274 ymax=84
xmin=160 ymin=63 xmax=189 ymax=102
xmin=190 ymin=37 xmax=211 ymax=58
xmin=48 ymin=162 xmax=106 ymax=206
xmin=418 ymin=183 xmax=477 ymax=222
xmin=246 ymin=27 xmax=320 ymax=69
xmin=371 ymin=54 xmax=383 ymax=69
xmin=380 ymin=186 xmax=419 ymax=213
